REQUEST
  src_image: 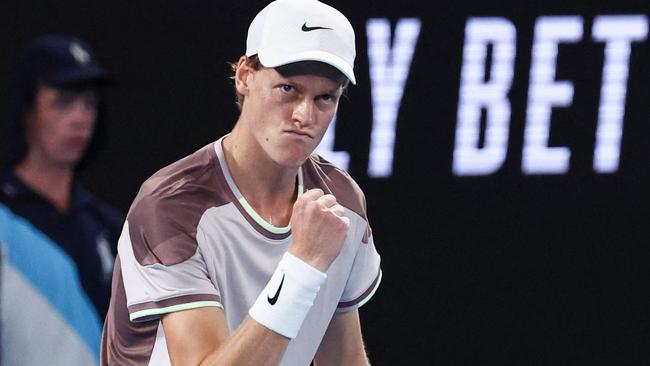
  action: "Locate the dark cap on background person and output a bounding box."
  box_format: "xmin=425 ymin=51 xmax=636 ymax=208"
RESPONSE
xmin=15 ymin=34 xmax=109 ymax=89
xmin=5 ymin=34 xmax=111 ymax=168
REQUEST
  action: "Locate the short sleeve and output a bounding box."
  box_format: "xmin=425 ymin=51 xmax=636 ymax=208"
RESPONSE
xmin=336 ymin=233 xmax=382 ymax=313
xmin=118 ymin=217 xmax=222 ymax=322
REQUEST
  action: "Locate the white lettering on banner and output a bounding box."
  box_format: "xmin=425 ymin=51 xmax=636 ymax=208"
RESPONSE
xmin=451 ymin=14 xmax=646 ymax=176
xmin=314 ymin=116 xmax=350 ymax=170
xmin=592 ymin=15 xmax=648 ymax=173
xmin=453 ymin=17 xmax=516 ymax=176
xmin=318 ymin=14 xmax=647 ymax=178
xmin=523 ymin=16 xmax=583 ymax=174
xmin=366 ymin=18 xmax=421 ymax=177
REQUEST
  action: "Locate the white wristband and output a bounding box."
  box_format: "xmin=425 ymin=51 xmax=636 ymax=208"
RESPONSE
xmin=249 ymin=252 xmax=327 ymax=339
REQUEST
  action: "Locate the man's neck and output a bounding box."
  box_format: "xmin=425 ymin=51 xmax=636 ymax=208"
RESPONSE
xmin=222 ymin=129 xmax=299 ymax=227
xmin=14 ymin=157 xmax=74 ymax=213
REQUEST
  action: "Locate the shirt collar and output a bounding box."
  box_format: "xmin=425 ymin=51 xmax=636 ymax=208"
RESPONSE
xmin=1 ymin=169 xmax=91 ymax=212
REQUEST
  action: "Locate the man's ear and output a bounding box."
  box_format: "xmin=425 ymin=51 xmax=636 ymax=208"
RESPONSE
xmin=235 ymin=56 xmax=253 ymax=96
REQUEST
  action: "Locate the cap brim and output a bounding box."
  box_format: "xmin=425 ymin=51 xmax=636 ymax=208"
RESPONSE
xmin=259 ymin=49 xmax=356 ymax=85
xmin=44 ymin=65 xmax=112 ymax=87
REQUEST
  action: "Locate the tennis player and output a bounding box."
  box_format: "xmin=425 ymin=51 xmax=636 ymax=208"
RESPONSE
xmin=101 ymin=1 xmax=381 ymax=364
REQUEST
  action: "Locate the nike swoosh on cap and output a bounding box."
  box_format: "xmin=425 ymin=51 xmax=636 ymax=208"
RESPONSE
xmin=301 ymin=22 xmax=333 ymax=32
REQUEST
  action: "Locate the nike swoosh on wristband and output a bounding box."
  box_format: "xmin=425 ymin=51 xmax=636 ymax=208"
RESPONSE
xmin=267 ymin=273 xmax=285 ymax=305
xmin=301 ymin=22 xmax=333 ymax=32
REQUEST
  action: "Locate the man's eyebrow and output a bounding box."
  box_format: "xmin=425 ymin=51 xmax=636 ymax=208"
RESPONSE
xmin=326 ymin=87 xmax=343 ymax=95
xmin=281 ymin=79 xmax=338 ymax=93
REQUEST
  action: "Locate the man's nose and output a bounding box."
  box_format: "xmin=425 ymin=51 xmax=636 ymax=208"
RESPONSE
xmin=292 ymin=97 xmax=315 ymax=127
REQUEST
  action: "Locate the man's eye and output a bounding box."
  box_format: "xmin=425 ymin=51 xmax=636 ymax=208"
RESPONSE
xmin=319 ymin=94 xmax=338 ymax=103
xmin=53 ymin=96 xmax=75 ymax=109
xmin=280 ymin=85 xmax=293 ymax=92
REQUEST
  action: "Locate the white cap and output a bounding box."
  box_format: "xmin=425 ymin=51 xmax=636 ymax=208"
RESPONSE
xmin=245 ymin=0 xmax=356 ymax=84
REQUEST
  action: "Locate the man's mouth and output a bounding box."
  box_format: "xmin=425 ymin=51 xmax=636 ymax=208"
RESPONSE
xmin=284 ymin=129 xmax=313 ymax=139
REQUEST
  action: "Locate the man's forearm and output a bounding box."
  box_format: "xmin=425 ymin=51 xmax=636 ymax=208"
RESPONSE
xmin=199 ymin=316 xmax=290 ymax=366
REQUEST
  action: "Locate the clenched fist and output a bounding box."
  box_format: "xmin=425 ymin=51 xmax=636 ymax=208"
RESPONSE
xmin=289 ymin=189 xmax=350 ymax=272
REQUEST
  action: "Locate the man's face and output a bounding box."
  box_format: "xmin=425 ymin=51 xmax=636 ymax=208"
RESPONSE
xmin=25 ymin=84 xmax=98 ymax=167
xmin=240 ymin=65 xmax=343 ymax=168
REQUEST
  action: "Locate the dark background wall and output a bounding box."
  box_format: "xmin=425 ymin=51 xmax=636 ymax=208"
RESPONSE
xmin=1 ymin=1 xmax=649 ymax=364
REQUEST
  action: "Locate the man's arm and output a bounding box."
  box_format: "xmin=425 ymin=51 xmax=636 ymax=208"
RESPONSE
xmin=313 ymin=310 xmax=370 ymax=366
xmin=162 ymin=307 xmax=290 ymax=366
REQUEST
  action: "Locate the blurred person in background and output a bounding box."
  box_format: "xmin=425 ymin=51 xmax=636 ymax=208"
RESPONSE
xmin=0 ymin=34 xmax=123 ymax=365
